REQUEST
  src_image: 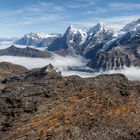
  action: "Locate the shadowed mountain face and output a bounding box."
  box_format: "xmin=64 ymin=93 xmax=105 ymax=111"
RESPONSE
xmin=0 ymin=45 xmax=52 ymax=58
xmin=87 ymin=46 xmax=140 ymax=71
xmin=48 ymin=25 xmax=87 ymax=55
xmin=0 ymin=63 xmax=140 ymax=140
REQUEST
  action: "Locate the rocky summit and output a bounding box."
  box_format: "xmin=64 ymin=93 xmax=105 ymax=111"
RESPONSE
xmin=0 ymin=62 xmax=140 ymax=140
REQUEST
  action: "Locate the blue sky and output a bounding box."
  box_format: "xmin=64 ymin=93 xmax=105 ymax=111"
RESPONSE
xmin=0 ymin=0 xmax=140 ymax=37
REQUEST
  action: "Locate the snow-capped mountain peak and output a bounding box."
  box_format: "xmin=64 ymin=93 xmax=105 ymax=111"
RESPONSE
xmin=67 ymin=24 xmax=87 ymax=35
xmin=87 ymin=22 xmax=108 ymax=36
xmin=95 ymin=22 xmax=107 ymax=31
xmin=122 ymin=18 xmax=140 ymax=32
xmin=15 ymin=32 xmax=61 ymax=48
xmin=65 ymin=25 xmax=87 ymax=43
xmin=25 ymin=32 xmax=59 ymax=39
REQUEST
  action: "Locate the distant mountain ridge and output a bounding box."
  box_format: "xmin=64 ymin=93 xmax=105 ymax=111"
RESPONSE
xmin=15 ymin=32 xmax=62 ymax=48
xmin=0 ymin=45 xmax=52 ymax=58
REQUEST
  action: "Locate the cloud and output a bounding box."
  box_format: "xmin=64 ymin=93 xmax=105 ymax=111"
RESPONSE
xmin=0 ymin=55 xmax=88 ymax=71
xmin=0 ymin=54 xmax=140 ymax=81
xmin=68 ymin=1 xmax=95 ymax=9
xmin=102 ymin=67 xmax=140 ymax=81
xmin=0 ymin=10 xmax=24 ymax=18
xmin=24 ymin=1 xmax=64 ymax=13
xmin=0 ymin=42 xmax=90 ymax=71
xmin=109 ymin=2 xmax=140 ymax=10
xmin=0 ymin=1 xmax=66 ymax=26
xmin=16 ymin=15 xmax=58 ymax=25
xmin=63 ymin=67 xmax=140 ymax=81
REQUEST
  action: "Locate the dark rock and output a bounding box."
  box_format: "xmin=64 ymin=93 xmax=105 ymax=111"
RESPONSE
xmin=0 ymin=64 xmax=139 ymax=140
xmin=0 ymin=45 xmax=52 ymax=58
xmin=0 ymin=62 xmax=27 ymax=81
xmin=88 ymin=46 xmax=140 ymax=71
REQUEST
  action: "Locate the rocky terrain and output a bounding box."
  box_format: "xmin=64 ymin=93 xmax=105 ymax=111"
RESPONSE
xmin=0 ymin=62 xmax=140 ymax=140
xmin=87 ymin=46 xmax=140 ymax=71
xmin=0 ymin=62 xmax=27 ymax=81
xmin=0 ymin=45 xmax=52 ymax=58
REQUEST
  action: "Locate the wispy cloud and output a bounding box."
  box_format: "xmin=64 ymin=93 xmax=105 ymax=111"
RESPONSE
xmin=109 ymin=2 xmax=140 ymax=10
xmin=0 ymin=1 xmax=67 ymax=26
xmin=82 ymin=8 xmax=107 ymax=15
xmin=18 ymin=16 xmax=57 ymax=25
xmin=0 ymin=10 xmax=23 ymax=18
xmin=68 ymin=1 xmax=95 ymax=8
xmin=24 ymin=1 xmax=64 ymax=13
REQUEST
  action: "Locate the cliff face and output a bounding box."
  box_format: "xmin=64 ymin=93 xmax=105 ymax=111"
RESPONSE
xmin=0 ymin=63 xmax=140 ymax=140
xmin=87 ymin=46 xmax=140 ymax=71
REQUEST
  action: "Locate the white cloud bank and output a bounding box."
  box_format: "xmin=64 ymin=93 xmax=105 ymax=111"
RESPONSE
xmin=102 ymin=67 xmax=140 ymax=81
xmin=0 ymin=55 xmax=140 ymax=81
xmin=0 ymin=55 xmax=88 ymax=72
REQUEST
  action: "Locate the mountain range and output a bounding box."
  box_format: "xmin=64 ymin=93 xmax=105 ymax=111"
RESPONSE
xmin=2 ymin=18 xmax=140 ymax=71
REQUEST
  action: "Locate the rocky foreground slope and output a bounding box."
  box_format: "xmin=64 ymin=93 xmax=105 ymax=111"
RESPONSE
xmin=0 ymin=62 xmax=27 ymax=81
xmin=0 ymin=62 xmax=140 ymax=140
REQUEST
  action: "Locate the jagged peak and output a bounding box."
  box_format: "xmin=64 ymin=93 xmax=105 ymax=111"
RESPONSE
xmin=88 ymin=22 xmax=108 ymax=35
xmin=44 ymin=64 xmax=56 ymax=73
xmin=66 ymin=24 xmax=88 ymax=34
xmin=24 ymin=32 xmax=60 ymax=39
xmin=68 ymin=24 xmax=87 ymax=30
xmin=96 ymin=22 xmax=106 ymax=29
xmin=122 ymin=18 xmax=140 ymax=32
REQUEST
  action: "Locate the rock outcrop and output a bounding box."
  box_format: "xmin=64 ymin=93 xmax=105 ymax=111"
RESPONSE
xmin=0 ymin=62 xmax=27 ymax=81
xmin=87 ymin=46 xmax=140 ymax=71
